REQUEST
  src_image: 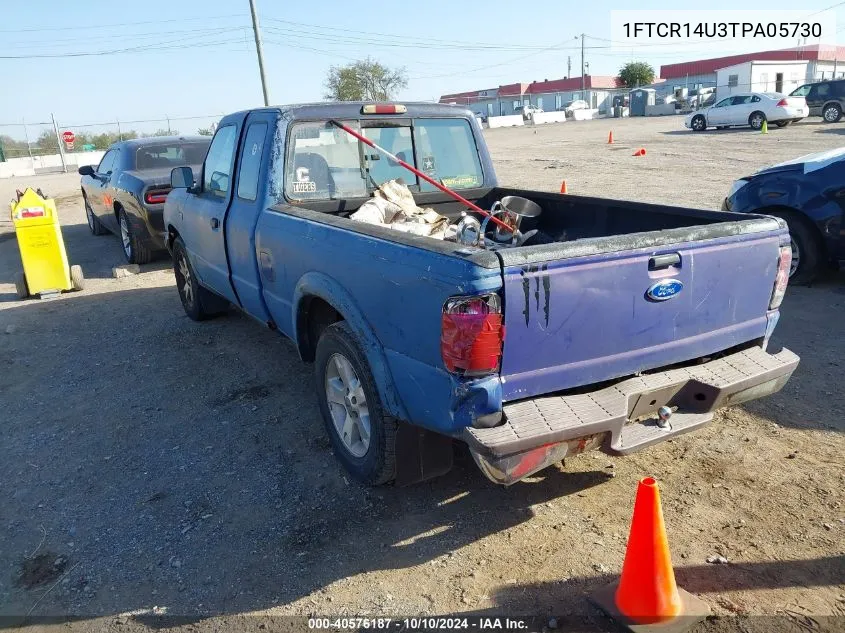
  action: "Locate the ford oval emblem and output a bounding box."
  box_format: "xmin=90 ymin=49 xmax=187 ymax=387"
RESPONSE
xmin=646 ymin=279 xmax=684 ymax=301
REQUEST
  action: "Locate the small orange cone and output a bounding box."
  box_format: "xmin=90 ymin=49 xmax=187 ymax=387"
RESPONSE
xmin=589 ymin=478 xmax=710 ymax=631
xmin=607 ymin=131 xmax=614 ymax=144
xmin=633 ymin=148 xmax=646 ymax=157
xmin=560 ymin=180 xmax=568 ymax=194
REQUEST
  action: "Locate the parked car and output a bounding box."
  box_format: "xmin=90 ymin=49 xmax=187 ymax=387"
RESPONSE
xmin=163 ymin=102 xmax=798 ymax=487
xmin=685 ymin=92 xmax=807 ymax=131
xmin=723 ymin=147 xmax=845 ymax=283
xmin=514 ymin=104 xmax=542 ymax=119
xmin=78 ymin=136 xmax=211 ymax=263
xmin=558 ymin=99 xmax=588 ymax=113
xmin=790 ymin=78 xmax=845 ymax=122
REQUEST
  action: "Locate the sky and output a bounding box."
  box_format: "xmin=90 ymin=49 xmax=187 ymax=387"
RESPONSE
xmin=0 ymin=0 xmax=842 ymax=138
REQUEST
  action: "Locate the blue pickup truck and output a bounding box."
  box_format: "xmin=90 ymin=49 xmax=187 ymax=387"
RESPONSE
xmin=163 ymin=102 xmax=799 ymax=486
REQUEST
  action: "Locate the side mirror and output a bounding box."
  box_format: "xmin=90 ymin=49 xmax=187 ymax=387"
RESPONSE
xmin=78 ymin=165 xmax=95 ymax=177
xmin=171 ymin=166 xmax=194 ymax=189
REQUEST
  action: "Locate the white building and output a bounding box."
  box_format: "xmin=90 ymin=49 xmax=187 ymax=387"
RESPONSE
xmin=716 ymin=60 xmax=810 ymax=99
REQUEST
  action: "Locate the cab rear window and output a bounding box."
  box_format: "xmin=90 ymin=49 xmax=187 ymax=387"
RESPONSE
xmin=283 ymin=118 xmax=483 ymax=201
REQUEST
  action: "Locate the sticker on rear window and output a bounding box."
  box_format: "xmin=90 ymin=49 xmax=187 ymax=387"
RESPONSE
xmin=292 ymin=181 xmax=317 ymax=193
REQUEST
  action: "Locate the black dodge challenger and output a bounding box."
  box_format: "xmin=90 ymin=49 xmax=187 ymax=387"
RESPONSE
xmin=79 ymin=136 xmax=210 ymax=263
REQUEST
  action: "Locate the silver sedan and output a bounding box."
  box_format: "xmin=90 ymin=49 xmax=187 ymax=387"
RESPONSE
xmin=685 ymin=92 xmax=808 ymax=131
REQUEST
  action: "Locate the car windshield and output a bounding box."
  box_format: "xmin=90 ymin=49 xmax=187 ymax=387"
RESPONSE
xmin=283 ymin=118 xmax=484 ymax=201
xmin=134 ymin=142 xmax=209 ymax=170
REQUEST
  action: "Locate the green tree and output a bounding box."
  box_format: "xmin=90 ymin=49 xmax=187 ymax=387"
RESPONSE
xmin=618 ymin=62 xmax=656 ymax=88
xmin=324 ymin=58 xmax=408 ymax=101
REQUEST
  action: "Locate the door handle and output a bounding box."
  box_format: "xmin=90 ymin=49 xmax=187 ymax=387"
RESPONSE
xmin=649 ymin=253 xmax=681 ymax=269
xmin=210 ymin=217 xmax=220 ymax=229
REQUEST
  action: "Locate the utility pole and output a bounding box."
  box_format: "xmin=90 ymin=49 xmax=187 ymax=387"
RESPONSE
xmin=51 ymin=113 xmax=67 ymax=173
xmin=567 ymin=56 xmax=571 ymax=79
xmin=248 ymin=0 xmax=270 ymax=106
xmin=580 ymin=34 xmax=586 ymax=92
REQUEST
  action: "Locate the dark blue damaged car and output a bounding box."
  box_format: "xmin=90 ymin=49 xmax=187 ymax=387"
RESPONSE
xmin=723 ymin=148 xmax=845 ymax=284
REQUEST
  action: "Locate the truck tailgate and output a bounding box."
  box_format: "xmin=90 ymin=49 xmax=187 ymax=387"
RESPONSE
xmin=498 ymin=227 xmax=784 ymax=401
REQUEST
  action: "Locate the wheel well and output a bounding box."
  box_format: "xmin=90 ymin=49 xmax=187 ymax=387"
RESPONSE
xmin=113 ymin=200 xmax=123 ymax=220
xmin=755 ymin=206 xmax=827 ymax=257
xmin=823 ymin=101 xmax=841 ymax=111
xmin=749 ymin=110 xmax=765 ymax=120
xmin=297 ymin=296 xmax=343 ymax=362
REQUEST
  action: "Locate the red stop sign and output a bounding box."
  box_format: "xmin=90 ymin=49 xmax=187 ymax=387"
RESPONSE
xmin=62 ymin=131 xmax=75 ymax=143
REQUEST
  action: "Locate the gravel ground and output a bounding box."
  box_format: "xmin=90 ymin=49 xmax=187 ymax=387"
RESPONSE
xmin=1 ymin=115 xmax=843 ymax=633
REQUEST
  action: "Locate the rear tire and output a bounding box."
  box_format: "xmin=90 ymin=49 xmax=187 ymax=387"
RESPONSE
xmin=775 ymin=121 xmax=790 ymax=128
xmin=314 ymin=321 xmax=397 ymax=486
xmin=823 ymin=103 xmax=842 ymax=123
xmin=14 ymin=272 xmax=28 ymax=299
xmin=118 ymin=208 xmax=152 ymax=265
xmin=85 ymin=196 xmax=107 ymax=235
xmin=768 ymin=211 xmax=823 ymax=285
xmin=70 ymin=265 xmax=85 ymax=291
xmin=172 ymin=237 xmax=225 ymax=321
xmin=749 ymin=111 xmax=766 ymax=130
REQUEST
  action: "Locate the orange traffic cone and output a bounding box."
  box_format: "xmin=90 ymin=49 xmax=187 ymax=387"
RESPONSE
xmin=560 ymin=180 xmax=568 ymax=194
xmin=607 ymin=131 xmax=614 ymax=144
xmin=633 ymin=148 xmax=646 ymax=157
xmin=589 ymin=478 xmax=710 ymax=631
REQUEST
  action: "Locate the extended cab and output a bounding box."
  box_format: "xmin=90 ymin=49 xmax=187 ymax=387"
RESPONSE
xmin=164 ymin=102 xmax=799 ymax=486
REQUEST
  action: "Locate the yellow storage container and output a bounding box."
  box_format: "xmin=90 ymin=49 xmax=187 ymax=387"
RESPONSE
xmin=10 ymin=188 xmax=84 ymax=298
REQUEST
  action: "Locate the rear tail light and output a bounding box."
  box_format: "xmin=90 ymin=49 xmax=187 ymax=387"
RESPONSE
xmin=776 ymin=98 xmax=788 ymax=107
xmin=144 ymin=188 xmax=171 ymax=205
xmin=770 ymin=245 xmax=791 ymax=309
xmin=441 ymin=294 xmax=504 ymax=376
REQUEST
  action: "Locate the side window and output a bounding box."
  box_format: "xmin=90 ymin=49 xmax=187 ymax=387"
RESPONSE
xmin=203 ymin=125 xmax=238 ymax=198
xmin=791 ymin=84 xmax=810 ymax=97
xmin=236 ymin=122 xmax=268 ymax=201
xmin=714 ymin=98 xmax=731 ymax=108
xmin=817 ymin=83 xmax=830 ymax=97
xmin=835 ymin=82 xmax=845 ymax=96
xmin=750 ymin=95 xmax=761 ymax=103
xmin=97 ymin=150 xmax=116 ymax=174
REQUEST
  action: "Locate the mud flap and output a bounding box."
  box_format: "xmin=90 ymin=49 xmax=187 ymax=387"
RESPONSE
xmin=394 ymin=422 xmax=454 ymax=486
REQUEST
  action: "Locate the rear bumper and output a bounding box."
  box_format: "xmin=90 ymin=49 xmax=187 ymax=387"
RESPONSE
xmin=465 ymin=346 xmax=799 ymax=484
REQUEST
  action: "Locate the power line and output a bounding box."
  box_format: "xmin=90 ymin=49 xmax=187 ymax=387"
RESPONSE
xmin=0 ymin=13 xmax=245 ymax=34
xmin=0 ymin=29 xmax=248 ymax=59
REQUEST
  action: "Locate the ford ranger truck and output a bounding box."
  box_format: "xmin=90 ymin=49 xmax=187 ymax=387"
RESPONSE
xmin=163 ymin=102 xmax=799 ymax=486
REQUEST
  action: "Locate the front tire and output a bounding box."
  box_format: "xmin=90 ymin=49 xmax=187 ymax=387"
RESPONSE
xmin=749 ymin=111 xmax=766 ymax=130
xmin=118 ymin=208 xmax=152 ymax=265
xmin=823 ymin=103 xmax=842 ymax=123
xmin=315 ymin=321 xmax=397 ymax=486
xmin=769 ymin=212 xmax=823 ymax=285
xmin=691 ymin=115 xmax=707 ymax=131
xmin=172 ymin=237 xmax=224 ymax=321
xmin=85 ymin=197 xmax=107 ymax=235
